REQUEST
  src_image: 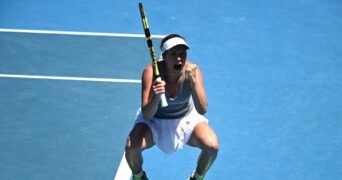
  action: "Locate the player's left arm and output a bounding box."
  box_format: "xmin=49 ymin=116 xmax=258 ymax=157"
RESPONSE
xmin=185 ymin=61 xmax=208 ymax=115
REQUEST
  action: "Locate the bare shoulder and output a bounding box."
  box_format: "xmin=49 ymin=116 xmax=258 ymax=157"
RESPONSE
xmin=142 ymin=64 xmax=153 ymax=77
xmin=141 ymin=64 xmax=154 ymax=92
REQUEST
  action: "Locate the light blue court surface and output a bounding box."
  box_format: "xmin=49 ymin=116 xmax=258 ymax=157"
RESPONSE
xmin=1 ymin=0 xmax=342 ymax=180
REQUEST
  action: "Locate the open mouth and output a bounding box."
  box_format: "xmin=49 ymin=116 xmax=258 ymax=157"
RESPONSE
xmin=174 ymin=64 xmax=182 ymax=70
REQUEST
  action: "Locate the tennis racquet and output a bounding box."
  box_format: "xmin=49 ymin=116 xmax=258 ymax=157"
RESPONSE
xmin=138 ymin=2 xmax=168 ymax=107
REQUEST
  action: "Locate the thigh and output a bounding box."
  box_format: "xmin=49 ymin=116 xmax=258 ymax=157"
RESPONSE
xmin=187 ymin=122 xmax=218 ymax=149
xmin=127 ymin=123 xmax=155 ymax=150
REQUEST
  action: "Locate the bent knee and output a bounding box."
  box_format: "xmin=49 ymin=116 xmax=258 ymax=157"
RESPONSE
xmin=204 ymin=136 xmax=219 ymax=155
xmin=125 ymin=123 xmax=154 ymax=153
xmin=209 ymin=138 xmax=219 ymax=152
xmin=125 ymin=137 xmax=142 ymax=153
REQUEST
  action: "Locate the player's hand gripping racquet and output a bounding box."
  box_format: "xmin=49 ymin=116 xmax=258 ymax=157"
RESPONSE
xmin=138 ymin=2 xmax=168 ymax=107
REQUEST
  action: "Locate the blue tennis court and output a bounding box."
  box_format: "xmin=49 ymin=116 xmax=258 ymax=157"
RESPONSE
xmin=1 ymin=1 xmax=341 ymax=179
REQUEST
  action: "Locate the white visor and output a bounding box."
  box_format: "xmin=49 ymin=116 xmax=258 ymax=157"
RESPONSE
xmin=161 ymin=37 xmax=190 ymax=53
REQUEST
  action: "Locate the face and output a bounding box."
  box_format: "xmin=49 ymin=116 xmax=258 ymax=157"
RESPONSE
xmin=163 ymin=45 xmax=187 ymax=75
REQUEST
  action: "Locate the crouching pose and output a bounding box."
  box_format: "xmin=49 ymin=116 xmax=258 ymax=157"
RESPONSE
xmin=125 ymin=34 xmax=219 ymax=180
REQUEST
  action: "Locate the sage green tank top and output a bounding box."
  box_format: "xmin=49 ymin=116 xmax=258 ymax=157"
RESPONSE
xmin=153 ymin=62 xmax=194 ymax=119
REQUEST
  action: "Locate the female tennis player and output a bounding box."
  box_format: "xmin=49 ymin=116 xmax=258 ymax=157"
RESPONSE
xmin=125 ymin=34 xmax=219 ymax=180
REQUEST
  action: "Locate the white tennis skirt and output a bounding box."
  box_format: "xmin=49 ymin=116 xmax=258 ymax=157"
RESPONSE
xmin=134 ymin=108 xmax=208 ymax=154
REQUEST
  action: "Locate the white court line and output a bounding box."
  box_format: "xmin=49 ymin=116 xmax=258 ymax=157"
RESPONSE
xmin=0 ymin=28 xmax=165 ymax=38
xmin=0 ymin=74 xmax=141 ymax=83
xmin=114 ymin=152 xmax=132 ymax=180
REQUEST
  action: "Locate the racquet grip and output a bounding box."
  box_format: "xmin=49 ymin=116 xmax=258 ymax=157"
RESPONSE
xmin=159 ymin=93 xmax=168 ymax=107
xmin=156 ymin=77 xmax=168 ymax=107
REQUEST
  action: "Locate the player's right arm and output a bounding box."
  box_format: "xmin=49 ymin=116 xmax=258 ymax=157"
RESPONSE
xmin=141 ymin=64 xmax=165 ymax=120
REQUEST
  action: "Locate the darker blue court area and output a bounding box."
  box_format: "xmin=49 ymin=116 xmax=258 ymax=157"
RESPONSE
xmin=0 ymin=32 xmax=147 ymax=179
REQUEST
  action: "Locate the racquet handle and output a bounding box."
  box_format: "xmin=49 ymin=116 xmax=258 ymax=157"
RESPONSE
xmin=160 ymin=93 xmax=168 ymax=108
xmin=156 ymin=77 xmax=168 ymax=107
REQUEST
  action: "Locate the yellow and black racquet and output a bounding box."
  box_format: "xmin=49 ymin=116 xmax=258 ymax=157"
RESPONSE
xmin=138 ymin=2 xmax=168 ymax=107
